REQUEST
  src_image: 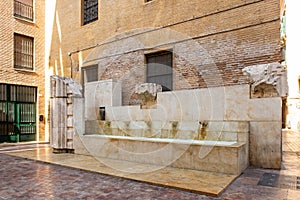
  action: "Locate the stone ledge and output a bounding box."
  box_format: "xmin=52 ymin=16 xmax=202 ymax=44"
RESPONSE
xmin=80 ymin=134 xmax=248 ymax=175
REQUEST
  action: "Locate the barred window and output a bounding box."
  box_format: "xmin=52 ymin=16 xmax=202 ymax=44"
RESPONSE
xmin=14 ymin=0 xmax=33 ymax=21
xmin=82 ymin=0 xmax=98 ymax=25
xmin=146 ymin=52 xmax=173 ymax=91
xmin=14 ymin=34 xmax=34 ymax=71
xmin=82 ymin=65 xmax=98 ymax=85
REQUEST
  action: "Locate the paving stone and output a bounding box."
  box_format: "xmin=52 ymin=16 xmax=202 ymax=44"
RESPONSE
xmin=0 ymin=130 xmax=299 ymax=199
xmin=0 ymin=153 xmax=208 ymax=200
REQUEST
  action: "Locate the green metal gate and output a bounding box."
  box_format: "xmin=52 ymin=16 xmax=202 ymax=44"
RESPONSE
xmin=0 ymin=84 xmax=37 ymax=143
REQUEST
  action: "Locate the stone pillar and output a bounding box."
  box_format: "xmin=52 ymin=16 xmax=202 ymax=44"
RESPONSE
xmin=243 ymin=62 xmax=287 ymax=169
xmin=50 ymin=75 xmax=83 ymax=153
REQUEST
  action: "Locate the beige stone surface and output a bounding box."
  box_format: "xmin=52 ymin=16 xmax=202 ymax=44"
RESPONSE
xmin=79 ymin=84 xmax=282 ymax=169
xmin=50 ymin=76 xmax=84 ymax=151
xmin=249 ymin=121 xmax=282 ymax=169
xmin=103 ymin=85 xmax=281 ymax=122
xmin=73 ymin=98 xmax=85 ymax=135
xmin=77 ymin=134 xmax=247 ymax=175
xmin=50 ymin=98 xmax=67 ymax=149
xmin=248 ymin=98 xmax=282 ymax=121
xmin=84 ymin=120 xmax=249 ymax=142
xmin=205 ymin=121 xmax=249 ymax=132
xmin=224 ymin=85 xmax=282 ymax=121
xmin=238 ymin=144 xmax=249 ymax=173
xmin=196 ymin=87 xmax=226 ymax=121
xmin=85 ymin=80 xmax=122 ymax=120
xmin=205 ymin=131 xmax=237 ymax=142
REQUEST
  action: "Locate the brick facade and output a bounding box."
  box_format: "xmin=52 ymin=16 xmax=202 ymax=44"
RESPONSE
xmin=0 ymin=0 xmax=46 ymax=141
xmin=49 ymin=0 xmax=281 ymax=105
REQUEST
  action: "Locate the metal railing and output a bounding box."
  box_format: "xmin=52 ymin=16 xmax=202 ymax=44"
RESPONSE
xmin=14 ymin=0 xmax=33 ymax=21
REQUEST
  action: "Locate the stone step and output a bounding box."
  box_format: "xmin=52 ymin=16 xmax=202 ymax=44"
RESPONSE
xmin=79 ymin=134 xmax=248 ymax=175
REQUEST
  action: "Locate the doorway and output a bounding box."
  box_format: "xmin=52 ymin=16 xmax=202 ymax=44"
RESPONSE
xmin=0 ymin=84 xmax=37 ymax=143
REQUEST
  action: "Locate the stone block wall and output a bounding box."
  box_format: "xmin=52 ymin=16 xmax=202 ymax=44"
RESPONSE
xmin=50 ymin=76 xmax=83 ymax=150
xmin=0 ymin=0 xmax=46 ymax=141
xmin=83 ymin=82 xmax=282 ymax=169
xmin=84 ymin=80 xmax=122 ymax=121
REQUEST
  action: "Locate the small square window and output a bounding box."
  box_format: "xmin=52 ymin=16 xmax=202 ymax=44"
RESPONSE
xmin=145 ymin=0 xmax=153 ymax=3
xmin=82 ymin=0 xmax=98 ymax=25
xmin=14 ymin=33 xmax=34 ymax=71
xmin=14 ymin=0 xmax=34 ymax=21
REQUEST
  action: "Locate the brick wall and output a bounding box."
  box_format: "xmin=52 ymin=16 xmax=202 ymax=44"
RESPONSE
xmin=0 ymin=0 xmax=46 ymax=141
xmin=49 ymin=0 xmax=281 ymax=105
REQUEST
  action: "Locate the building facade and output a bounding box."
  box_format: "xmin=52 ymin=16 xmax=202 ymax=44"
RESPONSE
xmin=0 ymin=0 xmax=46 ymax=142
xmin=1 ymin=1 xmax=295 ymax=173
xmin=48 ymin=0 xmax=283 ymax=102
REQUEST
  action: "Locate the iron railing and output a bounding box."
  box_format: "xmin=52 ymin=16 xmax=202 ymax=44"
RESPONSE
xmin=14 ymin=0 xmax=33 ymax=21
xmin=0 ymin=84 xmax=37 ymax=143
xmin=14 ymin=51 xmax=34 ymax=70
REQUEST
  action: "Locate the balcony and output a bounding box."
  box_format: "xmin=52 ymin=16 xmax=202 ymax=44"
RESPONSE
xmin=14 ymin=0 xmax=33 ymax=21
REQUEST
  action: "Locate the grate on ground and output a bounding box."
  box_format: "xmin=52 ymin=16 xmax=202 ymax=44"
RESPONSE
xmin=258 ymin=173 xmax=300 ymax=190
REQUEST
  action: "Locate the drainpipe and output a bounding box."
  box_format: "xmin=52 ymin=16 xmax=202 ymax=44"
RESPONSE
xmin=68 ymin=52 xmax=73 ymax=79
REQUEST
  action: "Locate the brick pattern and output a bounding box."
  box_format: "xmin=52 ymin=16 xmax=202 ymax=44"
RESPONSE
xmin=98 ymin=51 xmax=145 ymax=105
xmin=49 ymin=0 xmax=281 ymax=105
xmin=0 ymin=0 xmax=45 ymax=141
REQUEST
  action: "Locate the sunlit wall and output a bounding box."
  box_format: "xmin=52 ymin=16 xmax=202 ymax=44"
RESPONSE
xmin=286 ymin=0 xmax=300 ymax=97
xmin=286 ymin=0 xmax=300 ymax=130
xmin=44 ymin=0 xmax=57 ymax=142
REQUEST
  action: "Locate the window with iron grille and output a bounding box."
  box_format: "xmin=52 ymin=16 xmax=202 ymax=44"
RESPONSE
xmin=82 ymin=65 xmax=98 ymax=85
xmin=82 ymin=0 xmax=98 ymax=25
xmin=0 ymin=84 xmax=37 ymax=143
xmin=146 ymin=51 xmax=173 ymax=91
xmin=14 ymin=33 xmax=34 ymax=71
xmin=14 ymin=0 xmax=33 ymax=21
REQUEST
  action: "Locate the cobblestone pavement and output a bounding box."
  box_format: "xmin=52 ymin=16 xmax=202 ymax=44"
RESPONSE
xmin=0 ymin=130 xmax=299 ymax=200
